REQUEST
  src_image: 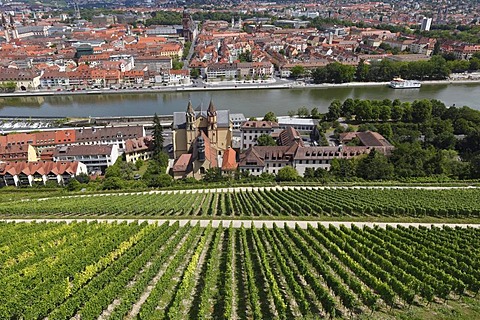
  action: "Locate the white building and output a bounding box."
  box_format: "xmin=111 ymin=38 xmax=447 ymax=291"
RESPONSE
xmin=52 ymin=145 xmax=119 ymax=173
xmin=240 ymin=120 xmax=280 ymax=151
xmin=229 ymin=113 xmax=246 ymax=130
xmin=74 ymin=126 xmax=145 ymax=153
xmin=421 ymin=17 xmax=432 ymax=31
xmin=277 ymin=116 xmax=318 ymax=132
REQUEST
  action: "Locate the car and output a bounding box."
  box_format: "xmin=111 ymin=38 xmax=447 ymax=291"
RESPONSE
xmin=133 ymin=174 xmax=141 ymax=180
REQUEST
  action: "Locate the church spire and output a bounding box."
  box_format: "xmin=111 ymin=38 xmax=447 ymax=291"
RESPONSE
xmin=207 ymin=98 xmax=216 ymax=116
xmin=186 ymin=99 xmax=194 ymax=115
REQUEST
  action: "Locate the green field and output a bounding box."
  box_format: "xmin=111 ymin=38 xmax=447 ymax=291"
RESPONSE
xmin=2 ymin=187 xmax=480 ymax=221
xmin=1 ymin=221 xmax=479 ymax=319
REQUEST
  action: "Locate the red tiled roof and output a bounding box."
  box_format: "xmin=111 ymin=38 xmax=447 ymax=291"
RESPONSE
xmin=222 ymin=147 xmax=237 ymax=171
xmin=0 ymin=160 xmax=80 ymax=176
xmin=173 ymin=153 xmax=192 ymax=172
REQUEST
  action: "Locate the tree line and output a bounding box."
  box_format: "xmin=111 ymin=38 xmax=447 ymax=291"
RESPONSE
xmin=311 ymin=56 xmax=454 ymax=84
xmin=321 ymin=98 xmax=480 ymax=180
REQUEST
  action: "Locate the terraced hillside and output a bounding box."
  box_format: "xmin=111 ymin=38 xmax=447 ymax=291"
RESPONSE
xmin=1 ymin=221 xmax=480 ymax=319
xmin=2 ymin=187 xmax=480 ymax=219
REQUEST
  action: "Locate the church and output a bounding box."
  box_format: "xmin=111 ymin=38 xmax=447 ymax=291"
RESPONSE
xmin=173 ymin=99 xmax=233 ymax=159
xmin=171 ymin=100 xmax=234 ymax=179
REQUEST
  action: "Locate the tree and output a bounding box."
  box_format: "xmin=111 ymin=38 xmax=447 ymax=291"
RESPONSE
xmin=311 ymin=107 xmax=320 ymax=119
xmin=257 ymin=134 xmax=277 ymax=146
xmin=148 ymin=173 xmax=173 ymax=187
xmin=276 ymin=166 xmax=299 ymax=181
xmin=190 ymin=68 xmax=200 ymax=78
xmin=304 ymin=167 xmax=315 ymax=178
xmin=290 ymin=65 xmax=305 ymax=79
xmin=74 ymin=173 xmax=90 ymax=184
xmin=297 ymin=107 xmax=310 ymax=117
xmin=341 ymin=98 xmax=355 ymax=119
xmin=355 ymin=59 xmax=369 ymax=81
xmin=248 ymin=116 xmax=258 ymax=121
xmin=152 ymin=113 xmax=164 ymax=155
xmin=203 ymin=167 xmax=223 ymax=182
xmin=330 ymin=158 xmax=357 ymax=178
xmin=172 ymin=59 xmax=183 ymax=70
xmin=312 ymin=62 xmax=355 ymax=84
xmin=66 ymin=178 xmax=81 ymax=191
xmin=263 ymin=111 xmax=277 ymax=122
xmin=326 ymin=99 xmax=342 ymax=121
xmin=411 ymin=99 xmax=433 ymax=123
xmin=102 ymin=177 xmax=124 ymax=190
xmin=379 ymin=105 xmax=392 ymax=121
xmin=0 ymin=81 xmax=16 ymax=93
xmin=356 ymin=149 xmax=394 ymax=180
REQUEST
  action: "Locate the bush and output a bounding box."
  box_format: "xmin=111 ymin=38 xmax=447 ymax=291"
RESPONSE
xmin=102 ymin=177 xmax=124 ymax=190
xmin=277 ymin=166 xmax=299 ymax=181
xmin=135 ymin=159 xmax=144 ymax=170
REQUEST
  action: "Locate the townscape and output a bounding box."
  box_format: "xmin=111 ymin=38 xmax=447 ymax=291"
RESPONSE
xmin=1 ymin=0 xmax=480 ymax=319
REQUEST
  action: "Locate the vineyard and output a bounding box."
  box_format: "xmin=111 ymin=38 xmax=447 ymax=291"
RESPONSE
xmin=1 ymin=221 xmax=480 ymax=319
xmin=2 ymin=187 xmax=480 ymax=219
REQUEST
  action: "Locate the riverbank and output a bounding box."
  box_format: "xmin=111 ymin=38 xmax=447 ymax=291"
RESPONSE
xmin=2 ymin=78 xmax=480 ymax=98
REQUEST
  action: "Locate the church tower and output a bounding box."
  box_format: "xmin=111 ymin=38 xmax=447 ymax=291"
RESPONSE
xmin=185 ymin=100 xmax=196 ymax=150
xmin=182 ymin=9 xmax=193 ymax=42
xmin=1 ymin=14 xmax=9 ymax=43
xmin=207 ymin=99 xmax=217 ymax=143
xmin=9 ymin=14 xmax=18 ymax=41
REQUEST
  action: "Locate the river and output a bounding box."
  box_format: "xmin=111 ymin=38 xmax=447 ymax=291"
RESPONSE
xmin=0 ymin=83 xmax=479 ymax=118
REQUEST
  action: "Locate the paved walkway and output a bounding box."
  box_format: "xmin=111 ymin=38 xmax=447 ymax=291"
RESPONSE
xmin=1 ymin=218 xmax=479 ymax=229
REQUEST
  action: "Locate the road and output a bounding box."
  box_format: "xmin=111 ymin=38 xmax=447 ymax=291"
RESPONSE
xmin=1 ymin=218 xmax=479 ymax=229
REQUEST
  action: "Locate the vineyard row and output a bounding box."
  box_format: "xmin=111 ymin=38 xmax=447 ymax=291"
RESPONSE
xmin=2 ymin=188 xmax=480 ymax=218
xmin=1 ymin=221 xmax=479 ymax=319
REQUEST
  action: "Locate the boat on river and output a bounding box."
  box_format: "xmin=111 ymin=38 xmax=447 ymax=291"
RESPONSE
xmin=389 ymin=78 xmax=421 ymax=89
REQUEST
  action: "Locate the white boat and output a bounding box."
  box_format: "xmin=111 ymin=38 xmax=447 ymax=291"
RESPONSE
xmin=389 ymin=78 xmax=421 ymax=89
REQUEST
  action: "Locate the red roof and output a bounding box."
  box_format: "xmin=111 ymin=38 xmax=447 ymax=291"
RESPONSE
xmin=222 ymin=147 xmax=237 ymax=171
xmin=173 ymin=154 xmax=192 ymax=172
xmin=0 ymin=160 xmax=80 ymax=176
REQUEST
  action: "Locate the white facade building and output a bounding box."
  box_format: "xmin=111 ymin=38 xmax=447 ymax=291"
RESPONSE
xmin=240 ymin=121 xmax=280 ymax=150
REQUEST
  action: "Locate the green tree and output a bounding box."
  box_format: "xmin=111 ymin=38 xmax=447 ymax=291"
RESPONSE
xmin=304 ymin=167 xmax=315 ymax=178
xmin=102 ymin=177 xmax=124 ymax=190
xmin=190 ymin=68 xmax=200 ymax=78
xmin=74 ymin=173 xmax=90 ymax=184
xmin=276 ymin=166 xmax=299 ymax=181
xmin=290 ymin=65 xmax=305 ymax=78
xmin=257 ymin=134 xmax=277 ymax=146
xmin=411 ymin=99 xmax=433 ymax=123
xmin=172 ymin=59 xmax=183 ymax=70
xmin=148 ymin=173 xmax=173 ymax=187
xmin=379 ymin=105 xmax=392 ymax=121
xmin=356 ymin=149 xmax=394 ymax=180
xmin=203 ymin=167 xmax=223 ymax=182
xmin=330 ymin=158 xmax=357 ymax=178
xmin=0 ymin=81 xmax=16 ymax=92
xmin=311 ymin=107 xmax=320 ymax=119
xmin=355 ymin=59 xmax=369 ymax=81
xmin=263 ymin=111 xmax=277 ymax=122
xmin=297 ymin=106 xmax=310 ymax=117
xmin=326 ymin=99 xmax=342 ymax=121
xmin=152 ymin=113 xmax=164 ymax=155
xmin=66 ymin=178 xmax=80 ymax=191
xmin=341 ymin=98 xmax=355 ymax=119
